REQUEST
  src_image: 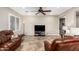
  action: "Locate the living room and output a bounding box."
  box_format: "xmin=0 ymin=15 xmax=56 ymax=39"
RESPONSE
xmin=1 ymin=7 xmax=79 ymax=51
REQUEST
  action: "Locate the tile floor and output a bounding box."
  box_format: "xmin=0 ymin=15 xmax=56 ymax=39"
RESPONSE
xmin=16 ymin=36 xmax=60 ymax=51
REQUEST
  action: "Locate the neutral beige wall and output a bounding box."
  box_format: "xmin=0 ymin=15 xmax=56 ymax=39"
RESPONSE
xmin=0 ymin=7 xmax=23 ymax=34
xmin=59 ymin=7 xmax=79 ymax=28
xmin=76 ymin=16 xmax=79 ymax=27
xmin=23 ymin=16 xmax=59 ymax=36
xmin=59 ymin=8 xmax=76 ymax=27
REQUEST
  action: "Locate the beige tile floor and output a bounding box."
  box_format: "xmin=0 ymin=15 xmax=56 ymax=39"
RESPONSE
xmin=16 ymin=36 xmax=60 ymax=51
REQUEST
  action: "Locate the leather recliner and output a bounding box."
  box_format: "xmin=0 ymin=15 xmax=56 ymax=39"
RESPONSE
xmin=44 ymin=37 xmax=79 ymax=51
xmin=0 ymin=30 xmax=23 ymax=51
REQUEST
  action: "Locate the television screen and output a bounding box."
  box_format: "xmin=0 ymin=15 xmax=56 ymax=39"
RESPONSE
xmin=35 ymin=25 xmax=45 ymax=31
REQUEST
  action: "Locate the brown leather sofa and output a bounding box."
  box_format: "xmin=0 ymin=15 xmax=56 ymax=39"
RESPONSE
xmin=0 ymin=30 xmax=23 ymax=51
xmin=44 ymin=37 xmax=79 ymax=51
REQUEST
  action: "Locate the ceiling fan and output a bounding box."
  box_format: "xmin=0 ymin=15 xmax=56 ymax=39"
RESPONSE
xmin=35 ymin=7 xmax=51 ymax=15
xmin=25 ymin=7 xmax=51 ymax=15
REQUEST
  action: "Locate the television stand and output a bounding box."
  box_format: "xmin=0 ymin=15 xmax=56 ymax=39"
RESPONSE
xmin=35 ymin=31 xmax=45 ymax=36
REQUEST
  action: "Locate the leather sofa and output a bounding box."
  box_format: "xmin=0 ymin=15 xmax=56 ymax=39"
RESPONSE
xmin=44 ymin=37 xmax=79 ymax=51
xmin=0 ymin=30 xmax=23 ymax=51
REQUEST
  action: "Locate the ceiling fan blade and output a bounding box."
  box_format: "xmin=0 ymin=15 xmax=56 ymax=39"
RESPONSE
xmin=31 ymin=11 xmax=38 ymax=12
xmin=43 ymin=10 xmax=51 ymax=12
xmin=41 ymin=12 xmax=46 ymax=15
xmin=25 ymin=11 xmax=38 ymax=12
xmin=35 ymin=12 xmax=40 ymax=15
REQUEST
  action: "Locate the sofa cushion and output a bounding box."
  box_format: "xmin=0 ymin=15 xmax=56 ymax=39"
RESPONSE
xmin=5 ymin=42 xmax=14 ymax=48
xmin=0 ymin=44 xmax=10 ymax=51
xmin=0 ymin=34 xmax=7 ymax=44
xmin=0 ymin=47 xmax=9 ymax=51
xmin=63 ymin=39 xmax=79 ymax=43
xmin=3 ymin=44 xmax=9 ymax=48
xmin=56 ymin=41 xmax=79 ymax=51
xmin=0 ymin=39 xmax=1 ymax=44
xmin=0 ymin=30 xmax=13 ymax=35
xmin=11 ymin=38 xmax=20 ymax=43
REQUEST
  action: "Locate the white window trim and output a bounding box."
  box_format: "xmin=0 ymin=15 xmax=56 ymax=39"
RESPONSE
xmin=8 ymin=13 xmax=20 ymax=31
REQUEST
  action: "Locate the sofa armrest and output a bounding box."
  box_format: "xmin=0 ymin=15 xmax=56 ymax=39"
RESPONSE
xmin=44 ymin=41 xmax=51 ymax=51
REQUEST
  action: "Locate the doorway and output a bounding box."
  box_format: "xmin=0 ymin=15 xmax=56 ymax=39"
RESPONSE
xmin=59 ymin=18 xmax=65 ymax=35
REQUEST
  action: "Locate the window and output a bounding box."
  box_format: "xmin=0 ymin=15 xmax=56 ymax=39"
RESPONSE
xmin=9 ymin=14 xmax=20 ymax=31
xmin=10 ymin=16 xmax=15 ymax=30
xmin=16 ymin=17 xmax=19 ymax=30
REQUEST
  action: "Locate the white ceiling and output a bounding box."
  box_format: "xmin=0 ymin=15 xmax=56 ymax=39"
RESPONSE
xmin=10 ymin=7 xmax=71 ymax=16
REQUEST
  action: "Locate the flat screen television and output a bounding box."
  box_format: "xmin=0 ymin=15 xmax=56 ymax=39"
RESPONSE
xmin=35 ymin=25 xmax=45 ymax=31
